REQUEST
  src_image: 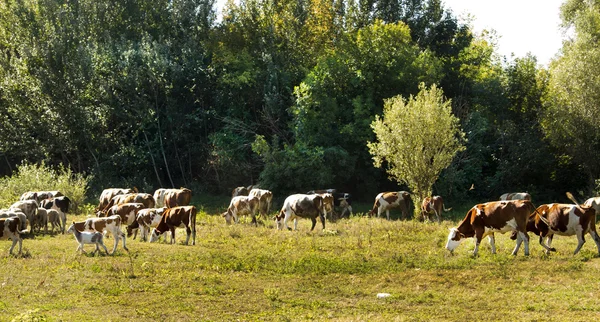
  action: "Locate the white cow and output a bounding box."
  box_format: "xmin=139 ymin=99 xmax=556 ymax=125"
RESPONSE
xmin=276 ymin=194 xmax=326 ymax=231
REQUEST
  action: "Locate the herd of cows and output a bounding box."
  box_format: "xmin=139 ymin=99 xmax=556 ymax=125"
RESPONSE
xmin=1 ymin=186 xmax=600 ymax=258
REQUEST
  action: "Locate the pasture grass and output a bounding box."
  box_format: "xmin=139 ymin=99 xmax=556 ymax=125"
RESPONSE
xmin=3 ymin=205 xmax=600 ymax=321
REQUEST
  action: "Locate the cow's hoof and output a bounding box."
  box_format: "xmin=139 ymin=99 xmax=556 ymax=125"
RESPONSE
xmin=550 ymin=247 xmax=557 ymax=252
xmin=287 ymin=227 xmax=292 ymax=231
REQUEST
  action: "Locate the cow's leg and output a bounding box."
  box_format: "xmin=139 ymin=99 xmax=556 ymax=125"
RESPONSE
xmin=521 ymin=231 xmax=529 ymax=256
xmin=435 ymin=209 xmax=441 ymax=223
xmin=589 ymin=230 xmax=600 ymax=256
xmin=110 ymin=234 xmax=119 ymax=254
xmin=574 ymin=227 xmax=586 ymax=255
xmin=488 ymin=234 xmax=496 ymax=254
xmin=170 ymin=227 xmax=176 ymax=244
xmin=184 ymin=225 xmax=191 ymax=245
xmin=16 ymin=237 xmax=22 ymax=255
xmin=546 ymin=235 xmax=556 ymax=252
xmin=60 ymin=211 xmax=66 ymax=234
xmin=473 ymin=229 xmax=484 ymax=256
xmin=284 ymin=214 xmax=292 ymax=231
xmin=310 ymin=217 xmax=317 ymax=231
xmin=293 ymin=218 xmax=299 ymax=231
xmin=386 ymin=210 xmax=390 ymax=221
xmin=8 ymin=237 xmax=17 ymax=255
xmin=251 ymin=214 xmax=257 ymax=227
xmin=320 ymin=213 xmax=325 ymax=230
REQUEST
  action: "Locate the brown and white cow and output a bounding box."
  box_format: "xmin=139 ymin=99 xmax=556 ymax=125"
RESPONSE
xmin=248 ymin=188 xmax=273 ymax=217
xmin=500 ymin=192 xmax=531 ymax=201
xmin=445 ymin=200 xmax=532 ymax=256
xmin=127 ymin=207 xmax=166 ymax=241
xmin=72 ymin=215 xmax=128 ymax=254
xmin=0 ymin=217 xmax=28 ymax=255
xmin=0 ymin=209 xmax=28 ymax=231
xmin=525 ymin=192 xmax=600 ymax=255
xmin=231 ymin=185 xmax=257 ymax=197
xmin=223 ymin=196 xmax=259 ymax=226
xmin=97 ymin=188 xmax=136 ymax=211
xmin=369 ymin=191 xmax=411 ymax=220
xmin=101 ymin=203 xmax=145 ymax=229
xmin=421 ymin=196 xmax=452 ymax=223
xmin=275 ymin=194 xmax=326 ymax=231
xmin=10 ymin=200 xmax=38 ymax=232
xmin=149 ymin=206 xmax=196 ymax=245
xmin=163 ymin=188 xmax=192 ymax=208
xmin=20 ymin=191 xmax=63 ymax=203
xmin=307 ymin=189 xmax=353 ymax=219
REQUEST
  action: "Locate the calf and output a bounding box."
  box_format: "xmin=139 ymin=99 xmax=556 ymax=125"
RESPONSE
xmin=34 ymin=208 xmax=49 ymax=234
xmin=445 ymin=200 xmax=532 ymax=256
xmin=248 ymin=188 xmax=273 ymax=217
xmin=67 ymin=222 xmax=109 ymax=255
xmin=369 ymin=191 xmax=411 ymax=220
xmin=500 ymin=192 xmax=531 ymax=201
xmin=526 ymin=192 xmax=600 ymax=255
xmin=0 ymin=217 xmax=28 ymax=255
xmin=275 ymin=194 xmax=326 ymax=231
xmin=222 ymin=196 xmax=259 ymax=226
xmin=40 ymin=196 xmax=70 ymax=233
xmin=149 ymin=206 xmax=196 ymax=245
xmin=421 ymin=196 xmax=452 ymax=223
xmin=126 ymin=207 xmax=166 ymax=241
xmin=46 ymin=209 xmax=62 ymax=233
xmin=72 ymin=215 xmax=128 ymax=254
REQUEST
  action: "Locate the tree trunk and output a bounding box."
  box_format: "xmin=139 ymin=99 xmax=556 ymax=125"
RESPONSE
xmin=143 ymin=131 xmax=163 ymax=188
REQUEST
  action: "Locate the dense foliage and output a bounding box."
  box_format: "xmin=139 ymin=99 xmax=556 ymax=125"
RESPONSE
xmin=0 ymin=0 xmax=596 ymax=202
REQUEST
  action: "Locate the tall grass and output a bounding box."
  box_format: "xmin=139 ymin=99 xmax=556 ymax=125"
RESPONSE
xmin=0 ymin=162 xmax=90 ymax=212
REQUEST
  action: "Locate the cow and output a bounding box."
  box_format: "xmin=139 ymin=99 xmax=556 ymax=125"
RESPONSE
xmin=232 ymin=185 xmax=255 ymax=197
xmin=20 ymin=191 xmax=63 ymax=203
xmin=307 ymin=189 xmax=353 ymax=219
xmin=421 ymin=196 xmax=452 ymax=223
xmin=101 ymin=203 xmax=145 ymax=230
xmin=40 ymin=196 xmax=70 ymax=233
xmin=126 ymin=207 xmax=166 ymax=241
xmin=97 ymin=188 xmax=136 ymax=211
xmin=500 ymin=192 xmax=531 ymax=201
xmin=369 ymin=191 xmax=411 ymax=220
xmin=67 ymin=222 xmax=109 ymax=255
xmin=222 ymin=196 xmax=259 ymax=226
xmin=0 ymin=209 xmax=28 ymax=231
xmin=10 ymin=200 xmax=38 ymax=232
xmin=71 ymin=215 xmax=128 ymax=254
xmin=0 ymin=217 xmax=28 ymax=255
xmin=34 ymin=208 xmax=49 ymax=234
xmin=445 ymin=200 xmax=533 ymax=256
xmin=163 ymin=188 xmax=192 ymax=208
xmin=149 ymin=206 xmax=197 ymax=245
xmin=525 ymin=192 xmax=600 ymax=255
xmin=275 ymin=194 xmax=326 ymax=231
xmin=248 ymin=188 xmax=273 ymax=217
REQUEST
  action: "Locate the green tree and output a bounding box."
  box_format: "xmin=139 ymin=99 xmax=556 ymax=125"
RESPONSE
xmin=368 ymin=83 xmax=465 ymax=216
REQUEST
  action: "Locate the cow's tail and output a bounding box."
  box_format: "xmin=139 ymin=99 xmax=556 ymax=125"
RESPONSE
xmin=525 ymin=200 xmax=550 ymax=226
xmin=566 ymin=191 xmax=581 ymax=206
xmin=443 ymin=205 xmax=453 ymax=212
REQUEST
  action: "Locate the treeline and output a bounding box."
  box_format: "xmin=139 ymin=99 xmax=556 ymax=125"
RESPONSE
xmin=0 ymin=0 xmax=598 ymax=203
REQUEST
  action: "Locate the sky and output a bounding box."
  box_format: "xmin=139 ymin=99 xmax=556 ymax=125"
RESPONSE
xmin=442 ymin=0 xmax=565 ymax=66
xmin=214 ymin=0 xmax=566 ymax=66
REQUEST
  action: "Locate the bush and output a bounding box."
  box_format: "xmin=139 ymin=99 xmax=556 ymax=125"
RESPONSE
xmin=0 ymin=162 xmax=90 ymax=213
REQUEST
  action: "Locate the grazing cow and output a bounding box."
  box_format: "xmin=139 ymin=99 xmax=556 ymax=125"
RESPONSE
xmin=275 ymin=194 xmax=326 ymax=231
xmin=307 ymin=189 xmax=353 ymax=219
xmin=46 ymin=209 xmax=62 ymax=233
xmin=445 ymin=200 xmax=532 ymax=256
xmin=41 ymin=196 xmax=70 ymax=233
xmin=222 ymin=196 xmax=259 ymax=225
xmin=127 ymin=208 xmax=166 ymax=241
xmin=149 ymin=206 xmax=197 ymax=245
xmin=97 ymin=188 xmax=136 ymax=211
xmin=163 ymin=188 xmax=192 ymax=208
xmin=232 ymin=185 xmax=256 ymax=197
xmin=101 ymin=203 xmax=145 ymax=230
xmin=369 ymin=191 xmax=411 ymax=220
xmin=0 ymin=209 xmax=28 ymax=231
xmin=500 ymin=192 xmax=531 ymax=201
xmin=525 ymin=192 xmax=600 ymax=255
xmin=421 ymin=196 xmax=452 ymax=223
xmin=71 ymin=215 xmax=128 ymax=254
xmin=0 ymin=217 xmax=28 ymax=255
xmin=248 ymin=188 xmax=273 ymax=217
xmin=10 ymin=200 xmax=38 ymax=231
xmin=67 ymin=222 xmax=109 ymax=255
xmin=20 ymin=191 xmax=63 ymax=203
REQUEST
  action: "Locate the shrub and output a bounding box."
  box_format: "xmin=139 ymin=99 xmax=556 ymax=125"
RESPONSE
xmin=0 ymin=162 xmax=90 ymax=213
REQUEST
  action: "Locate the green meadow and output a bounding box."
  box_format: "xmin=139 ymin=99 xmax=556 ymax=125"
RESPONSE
xmin=2 ymin=198 xmax=600 ymax=321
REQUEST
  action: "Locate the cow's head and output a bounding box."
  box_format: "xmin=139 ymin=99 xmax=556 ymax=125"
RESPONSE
xmin=66 ymin=222 xmax=76 ymax=234
xmin=445 ymin=228 xmax=465 ymax=254
xmin=274 ymin=211 xmax=285 ymax=230
xmin=149 ymin=228 xmax=162 ymax=243
xmin=222 ymin=210 xmax=234 ymax=225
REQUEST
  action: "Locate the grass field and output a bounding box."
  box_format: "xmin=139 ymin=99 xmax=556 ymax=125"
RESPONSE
xmin=3 ymin=197 xmax=600 ymax=321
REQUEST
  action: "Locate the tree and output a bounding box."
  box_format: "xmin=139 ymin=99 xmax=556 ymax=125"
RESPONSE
xmin=368 ymin=83 xmax=465 ymax=217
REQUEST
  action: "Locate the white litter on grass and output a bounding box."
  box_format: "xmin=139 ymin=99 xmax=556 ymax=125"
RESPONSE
xmin=377 ymin=293 xmax=391 ymax=299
